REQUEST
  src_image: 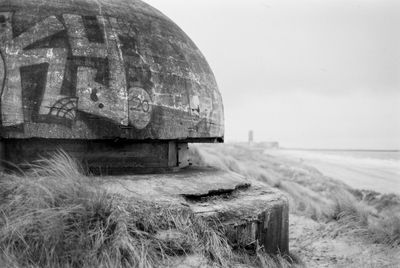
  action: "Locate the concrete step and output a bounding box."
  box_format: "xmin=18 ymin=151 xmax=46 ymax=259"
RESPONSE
xmin=102 ymin=167 xmax=289 ymax=254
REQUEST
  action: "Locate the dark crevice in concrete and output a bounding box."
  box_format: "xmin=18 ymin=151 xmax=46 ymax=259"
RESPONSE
xmin=182 ymin=183 xmax=251 ymax=203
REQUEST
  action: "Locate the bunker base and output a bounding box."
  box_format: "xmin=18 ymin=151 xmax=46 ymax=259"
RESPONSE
xmin=0 ymin=138 xmax=192 ymax=174
xmin=104 ymin=167 xmax=289 ymax=255
xmin=0 ymin=139 xmax=290 ymax=254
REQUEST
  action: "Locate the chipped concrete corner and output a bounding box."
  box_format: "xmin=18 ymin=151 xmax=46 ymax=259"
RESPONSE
xmin=104 ymin=168 xmax=290 ymax=254
xmin=0 ymin=0 xmax=224 ymax=141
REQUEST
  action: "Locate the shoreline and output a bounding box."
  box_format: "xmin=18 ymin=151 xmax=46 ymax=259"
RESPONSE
xmin=280 ymin=148 xmax=400 ymax=153
xmin=265 ymin=148 xmax=400 ymax=195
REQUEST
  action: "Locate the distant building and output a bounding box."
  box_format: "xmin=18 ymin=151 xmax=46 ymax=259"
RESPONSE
xmin=248 ymin=130 xmax=254 ymax=143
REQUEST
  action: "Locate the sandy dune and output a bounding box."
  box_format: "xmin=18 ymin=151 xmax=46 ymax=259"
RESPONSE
xmin=267 ymin=149 xmax=400 ymax=195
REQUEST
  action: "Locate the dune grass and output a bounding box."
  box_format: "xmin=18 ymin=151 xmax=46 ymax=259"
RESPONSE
xmin=368 ymin=213 xmax=400 ymax=247
xmin=330 ymin=191 xmax=400 ymax=247
xmin=0 ymin=151 xmax=235 ymax=268
xmin=0 ymin=150 xmax=303 ymax=268
xmin=190 ymin=143 xmax=400 ymax=247
xmin=2 ymin=143 xmax=397 ymax=267
xmin=189 ymin=144 xmax=336 ymax=221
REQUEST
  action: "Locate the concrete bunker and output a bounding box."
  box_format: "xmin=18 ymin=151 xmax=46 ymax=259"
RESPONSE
xmin=0 ymin=0 xmax=223 ymax=173
xmin=0 ymin=0 xmax=288 ymax=255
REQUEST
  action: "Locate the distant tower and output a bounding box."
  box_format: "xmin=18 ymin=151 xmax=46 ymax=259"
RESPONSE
xmin=248 ymin=130 xmax=254 ymax=144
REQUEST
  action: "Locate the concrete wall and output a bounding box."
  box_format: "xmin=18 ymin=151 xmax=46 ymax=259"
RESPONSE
xmin=0 ymin=0 xmax=224 ymax=141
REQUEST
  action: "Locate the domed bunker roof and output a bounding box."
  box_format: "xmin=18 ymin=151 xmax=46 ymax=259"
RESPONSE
xmin=0 ymin=0 xmax=224 ymax=141
xmin=0 ymin=0 xmax=224 ymax=173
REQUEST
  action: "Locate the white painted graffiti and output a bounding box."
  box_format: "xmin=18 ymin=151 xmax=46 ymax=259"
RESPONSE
xmin=0 ymin=13 xmax=153 ymax=129
xmin=0 ymin=12 xmax=67 ymax=126
xmin=63 ymin=14 xmax=129 ymax=126
xmin=128 ymin=87 xmax=153 ymax=130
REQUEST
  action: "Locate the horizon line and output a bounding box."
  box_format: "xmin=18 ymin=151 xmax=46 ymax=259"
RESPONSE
xmin=224 ymin=141 xmax=400 ymax=152
xmin=280 ymin=147 xmax=400 ymax=152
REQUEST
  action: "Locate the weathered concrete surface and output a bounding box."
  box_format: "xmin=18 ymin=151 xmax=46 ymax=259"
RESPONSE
xmin=103 ymin=168 xmax=289 ymax=254
xmin=190 ymin=183 xmax=289 ymax=254
xmin=1 ymin=139 xmax=192 ymax=174
xmin=0 ymin=0 xmax=224 ymax=141
xmin=103 ymin=167 xmax=251 ymax=199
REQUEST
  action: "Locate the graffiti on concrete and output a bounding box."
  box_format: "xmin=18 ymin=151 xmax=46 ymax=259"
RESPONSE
xmin=49 ymin=97 xmax=78 ymax=120
xmin=64 ymin=14 xmax=129 ymax=126
xmin=0 ymin=12 xmax=67 ymax=126
xmin=128 ymin=87 xmax=152 ymax=129
xmin=0 ymin=12 xmax=153 ymax=128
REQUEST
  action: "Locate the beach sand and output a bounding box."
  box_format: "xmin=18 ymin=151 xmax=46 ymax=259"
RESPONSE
xmin=266 ymin=149 xmax=400 ymax=195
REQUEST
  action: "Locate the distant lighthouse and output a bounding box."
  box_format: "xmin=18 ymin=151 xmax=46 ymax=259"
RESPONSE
xmin=248 ymin=130 xmax=254 ymax=144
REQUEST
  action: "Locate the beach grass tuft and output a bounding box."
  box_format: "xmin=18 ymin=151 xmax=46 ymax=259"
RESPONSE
xmin=0 ymin=151 xmax=235 ymax=268
xmin=0 ymin=149 xmax=301 ymax=268
xmin=192 ymin=143 xmax=400 ymax=248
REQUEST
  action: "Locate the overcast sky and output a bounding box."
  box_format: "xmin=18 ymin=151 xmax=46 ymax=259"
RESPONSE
xmin=145 ymin=0 xmax=400 ymax=150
